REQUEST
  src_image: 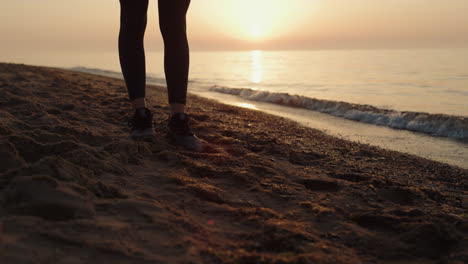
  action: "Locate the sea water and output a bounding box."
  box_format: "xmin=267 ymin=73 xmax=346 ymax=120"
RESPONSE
xmin=3 ymin=49 xmax=468 ymax=168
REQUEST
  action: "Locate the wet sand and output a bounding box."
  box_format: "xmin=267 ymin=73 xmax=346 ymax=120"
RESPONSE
xmin=1 ymin=63 xmax=467 ymax=264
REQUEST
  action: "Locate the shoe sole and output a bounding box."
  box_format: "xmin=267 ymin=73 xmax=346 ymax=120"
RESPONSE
xmin=129 ymin=128 xmax=155 ymax=140
xmin=167 ymin=133 xmax=204 ymax=152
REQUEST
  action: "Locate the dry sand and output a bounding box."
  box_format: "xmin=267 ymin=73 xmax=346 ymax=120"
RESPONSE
xmin=0 ymin=62 xmax=467 ymax=264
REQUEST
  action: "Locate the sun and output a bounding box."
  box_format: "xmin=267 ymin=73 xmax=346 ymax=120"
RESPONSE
xmin=197 ymin=0 xmax=311 ymax=42
xmin=213 ymin=0 xmax=290 ymax=41
xmin=249 ymin=24 xmax=265 ymax=39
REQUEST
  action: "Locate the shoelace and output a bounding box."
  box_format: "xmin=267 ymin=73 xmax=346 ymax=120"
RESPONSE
xmin=128 ymin=112 xmax=153 ymax=130
xmin=169 ymin=114 xmax=193 ymax=136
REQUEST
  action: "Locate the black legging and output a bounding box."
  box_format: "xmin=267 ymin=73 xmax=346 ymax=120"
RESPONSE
xmin=119 ymin=0 xmax=190 ymax=104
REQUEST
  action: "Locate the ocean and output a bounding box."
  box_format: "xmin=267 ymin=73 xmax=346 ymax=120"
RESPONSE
xmin=3 ymin=49 xmax=468 ymax=168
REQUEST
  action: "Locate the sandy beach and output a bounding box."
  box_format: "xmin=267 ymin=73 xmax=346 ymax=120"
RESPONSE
xmin=1 ymin=62 xmax=467 ymax=263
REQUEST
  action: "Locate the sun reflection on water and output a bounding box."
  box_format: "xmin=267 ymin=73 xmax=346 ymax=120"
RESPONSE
xmin=236 ymin=103 xmax=258 ymax=110
xmin=251 ymin=50 xmax=263 ymax=85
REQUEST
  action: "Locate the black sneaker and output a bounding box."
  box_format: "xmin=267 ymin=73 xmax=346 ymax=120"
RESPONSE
xmin=168 ymin=113 xmax=203 ymax=151
xmin=127 ymin=107 xmax=155 ymax=139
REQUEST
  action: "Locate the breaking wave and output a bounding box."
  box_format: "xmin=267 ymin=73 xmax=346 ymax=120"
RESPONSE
xmin=210 ymin=86 xmax=468 ymax=141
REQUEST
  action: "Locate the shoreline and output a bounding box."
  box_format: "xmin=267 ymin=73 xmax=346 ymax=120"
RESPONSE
xmin=1 ymin=63 xmax=467 ymax=263
xmin=209 ymin=85 xmax=468 ymax=140
xmin=193 ymin=89 xmax=468 ymax=169
xmin=71 ymin=65 xmax=468 ymax=169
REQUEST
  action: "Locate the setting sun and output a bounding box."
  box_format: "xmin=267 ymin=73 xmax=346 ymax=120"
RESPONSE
xmin=228 ymin=0 xmax=291 ymax=41
xmin=193 ymin=0 xmax=312 ymax=42
xmin=249 ymin=24 xmax=264 ymax=39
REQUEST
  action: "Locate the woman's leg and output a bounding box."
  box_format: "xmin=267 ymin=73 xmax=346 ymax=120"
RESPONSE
xmin=158 ymin=0 xmax=191 ymax=114
xmin=119 ymin=0 xmax=149 ymax=110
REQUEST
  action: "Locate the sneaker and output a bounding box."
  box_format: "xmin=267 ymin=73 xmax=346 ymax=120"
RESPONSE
xmin=168 ymin=113 xmax=203 ymax=152
xmin=127 ymin=107 xmax=155 ymax=139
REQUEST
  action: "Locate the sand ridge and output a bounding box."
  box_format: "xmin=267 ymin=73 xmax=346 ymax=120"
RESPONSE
xmin=0 ymin=63 xmax=467 ymax=263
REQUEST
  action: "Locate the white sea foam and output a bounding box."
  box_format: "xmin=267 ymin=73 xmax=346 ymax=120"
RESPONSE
xmin=210 ymin=86 xmax=468 ymax=141
xmin=68 ymin=66 xmax=468 ymax=141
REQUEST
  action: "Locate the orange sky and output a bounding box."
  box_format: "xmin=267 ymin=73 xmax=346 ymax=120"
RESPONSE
xmin=1 ymin=0 xmax=468 ymax=53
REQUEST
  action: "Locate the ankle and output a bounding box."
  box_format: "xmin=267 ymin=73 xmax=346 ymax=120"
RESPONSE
xmin=131 ymin=97 xmax=147 ymax=110
xmin=170 ymin=103 xmax=185 ymax=116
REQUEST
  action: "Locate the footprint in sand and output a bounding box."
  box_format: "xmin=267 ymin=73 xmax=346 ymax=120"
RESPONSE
xmin=377 ymin=186 xmax=422 ymax=205
xmin=185 ymin=183 xmax=225 ymax=204
xmin=8 ymin=135 xmax=84 ymax=163
xmin=353 ymin=212 xmax=400 ymax=231
xmin=0 ymin=139 xmax=25 ymax=173
xmin=300 ymin=178 xmax=341 ymax=192
xmin=327 ymin=172 xmax=370 ymax=182
xmin=4 ymin=175 xmax=94 ymax=221
xmin=288 ymin=151 xmax=325 ymax=166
